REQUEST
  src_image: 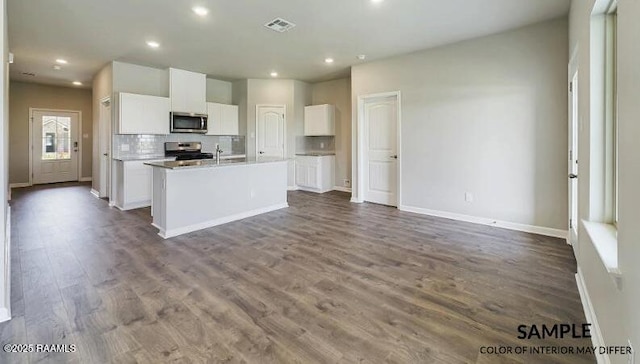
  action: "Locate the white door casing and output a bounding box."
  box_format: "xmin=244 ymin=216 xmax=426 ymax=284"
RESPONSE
xmin=363 ymin=95 xmax=399 ymax=206
xmin=31 ymin=110 xmax=80 ymax=184
xmin=99 ymin=98 xmax=111 ymax=198
xmin=568 ymin=70 xmax=579 ymax=247
xmin=256 ymin=105 xmax=285 ymax=161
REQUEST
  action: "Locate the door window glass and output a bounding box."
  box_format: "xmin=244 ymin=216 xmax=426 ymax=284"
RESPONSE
xmin=42 ymin=116 xmax=71 ymax=160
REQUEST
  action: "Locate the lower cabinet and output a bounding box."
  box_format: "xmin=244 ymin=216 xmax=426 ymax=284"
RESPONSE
xmin=113 ymin=159 xmax=171 ymax=210
xmin=295 ymin=155 xmax=335 ymax=193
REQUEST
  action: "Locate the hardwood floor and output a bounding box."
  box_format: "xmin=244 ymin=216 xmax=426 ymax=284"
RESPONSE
xmin=0 ymin=182 xmax=593 ymax=363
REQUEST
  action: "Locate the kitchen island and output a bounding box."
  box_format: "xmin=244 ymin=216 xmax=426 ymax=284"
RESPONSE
xmin=145 ymin=158 xmax=288 ymax=238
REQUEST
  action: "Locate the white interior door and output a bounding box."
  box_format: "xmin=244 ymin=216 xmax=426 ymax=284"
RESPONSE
xmin=363 ymin=96 xmax=398 ymax=206
xmin=568 ymin=72 xmax=579 ymax=246
xmin=99 ymin=99 xmax=111 ymax=198
xmin=256 ymin=105 xmax=285 ymax=161
xmin=32 ymin=110 xmax=79 ymax=184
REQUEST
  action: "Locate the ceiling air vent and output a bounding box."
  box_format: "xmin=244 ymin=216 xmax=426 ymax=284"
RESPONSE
xmin=264 ymin=17 xmax=296 ymax=33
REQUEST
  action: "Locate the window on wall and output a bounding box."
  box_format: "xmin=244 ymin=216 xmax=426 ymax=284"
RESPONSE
xmin=604 ymin=4 xmax=618 ymax=225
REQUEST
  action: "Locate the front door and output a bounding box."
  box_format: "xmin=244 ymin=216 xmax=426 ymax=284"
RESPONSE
xmin=568 ymin=72 xmax=579 ymax=246
xmin=256 ymin=105 xmax=285 ymax=161
xmin=364 ymin=96 xmax=398 ymax=206
xmin=32 ymin=110 xmax=79 ymax=184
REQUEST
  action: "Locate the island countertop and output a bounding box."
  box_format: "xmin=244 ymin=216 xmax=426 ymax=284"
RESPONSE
xmin=144 ymin=158 xmax=287 ymax=170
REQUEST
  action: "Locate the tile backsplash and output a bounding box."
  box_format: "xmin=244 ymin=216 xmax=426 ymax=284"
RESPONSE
xmin=113 ymin=134 xmax=245 ymax=159
xmin=296 ymin=136 xmax=335 ymax=154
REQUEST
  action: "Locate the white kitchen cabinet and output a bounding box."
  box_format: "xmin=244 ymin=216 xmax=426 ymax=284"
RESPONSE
xmin=170 ymin=68 xmax=207 ymax=114
xmin=115 ymin=93 xmax=170 ymax=135
xmin=304 ymin=104 xmax=335 ymax=136
xmin=295 ymin=155 xmax=335 ymax=193
xmin=207 ymin=102 xmax=239 ymax=135
xmin=113 ymin=159 xmax=171 ymax=210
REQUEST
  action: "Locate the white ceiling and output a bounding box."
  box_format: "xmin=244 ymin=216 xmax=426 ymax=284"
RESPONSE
xmin=8 ymin=0 xmax=571 ymax=88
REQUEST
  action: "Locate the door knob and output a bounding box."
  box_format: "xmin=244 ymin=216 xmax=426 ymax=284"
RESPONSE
xmin=390 ymin=155 xmax=398 ymax=159
xmin=569 ymin=173 xmax=578 ymax=179
xmin=259 ymin=151 xmax=265 ymax=154
xmin=103 ymin=153 xmax=109 ymax=157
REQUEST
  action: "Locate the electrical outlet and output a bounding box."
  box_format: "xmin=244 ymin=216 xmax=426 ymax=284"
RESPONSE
xmin=629 ymin=340 xmax=635 ymax=364
xmin=320 ymin=142 xmax=325 ymax=149
xmin=344 ymin=179 xmax=351 ymax=187
xmin=465 ymin=192 xmax=473 ymax=203
xmin=120 ymin=144 xmax=130 ymax=152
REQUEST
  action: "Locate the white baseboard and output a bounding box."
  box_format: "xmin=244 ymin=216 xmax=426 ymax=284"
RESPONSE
xmin=158 ymin=203 xmax=289 ymax=239
xmin=350 ymin=197 xmax=363 ymax=203
xmin=398 ymin=205 xmax=568 ymax=239
xmin=575 ymin=268 xmax=610 ymax=364
xmin=90 ymin=189 xmax=100 ymax=199
xmin=117 ymin=200 xmax=151 ymax=211
xmin=287 ymin=186 xmax=299 ymax=191
xmin=9 ymin=182 xmax=30 ymax=189
xmin=0 ymin=307 xmax=10 ymax=323
xmin=333 ymin=186 xmax=352 ymax=193
xmin=79 ymin=177 xmax=92 ymax=182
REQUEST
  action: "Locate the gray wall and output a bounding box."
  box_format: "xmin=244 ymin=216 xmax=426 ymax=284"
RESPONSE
xmin=207 ymin=78 xmax=233 ymax=104
xmin=112 ymin=61 xmax=169 ymax=96
xmin=311 ymin=78 xmax=352 ymax=188
xmin=570 ymin=0 xmax=640 ymax=362
xmin=1 ymin=0 xmax=9 ymax=317
xmin=9 ymin=81 xmax=93 ymax=184
xmin=351 ymin=17 xmax=568 ymax=230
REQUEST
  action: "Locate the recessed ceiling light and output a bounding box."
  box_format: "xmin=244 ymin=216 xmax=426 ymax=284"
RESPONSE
xmin=146 ymin=41 xmax=160 ymax=48
xmin=56 ymin=59 xmax=68 ymax=64
xmin=270 ymin=72 xmax=278 ymax=77
xmin=324 ymin=58 xmax=334 ymax=64
xmin=371 ymin=0 xmax=384 ymax=3
xmin=192 ymin=6 xmax=209 ymax=16
xmin=72 ymin=81 xmax=82 ymax=86
xmin=53 ymin=65 xmax=61 ymax=70
xmin=357 ymin=54 xmax=367 ymax=60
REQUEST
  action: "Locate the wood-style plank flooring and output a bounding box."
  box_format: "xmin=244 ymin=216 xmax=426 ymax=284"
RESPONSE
xmin=0 ymin=182 xmax=593 ymax=363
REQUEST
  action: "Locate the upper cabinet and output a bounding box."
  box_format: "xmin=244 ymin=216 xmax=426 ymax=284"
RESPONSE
xmin=304 ymin=104 xmax=335 ymax=136
xmin=115 ymin=92 xmax=170 ymax=135
xmin=207 ymin=102 xmax=239 ymax=135
xmin=169 ymin=68 xmax=206 ymax=114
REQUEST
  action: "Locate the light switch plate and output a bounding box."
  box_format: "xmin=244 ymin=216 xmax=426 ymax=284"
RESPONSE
xmin=465 ymin=192 xmax=473 ymax=203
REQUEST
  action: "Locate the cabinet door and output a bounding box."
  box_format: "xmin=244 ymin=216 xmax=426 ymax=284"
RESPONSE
xmin=221 ymin=104 xmax=239 ymax=135
xmin=119 ymin=93 xmax=170 ymax=135
xmin=206 ymin=102 xmax=222 ymax=135
xmin=307 ymin=164 xmax=319 ymax=188
xmin=170 ymin=68 xmax=206 ymax=114
xmin=295 ymin=163 xmax=307 ymax=187
xmin=304 ymin=105 xmax=335 ymax=136
xmin=123 ymin=162 xmax=152 ymax=204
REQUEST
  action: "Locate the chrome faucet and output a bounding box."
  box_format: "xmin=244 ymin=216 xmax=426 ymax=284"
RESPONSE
xmin=215 ymin=144 xmax=223 ymax=164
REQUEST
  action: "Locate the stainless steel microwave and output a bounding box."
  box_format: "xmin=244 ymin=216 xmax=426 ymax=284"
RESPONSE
xmin=170 ymin=112 xmax=208 ymax=134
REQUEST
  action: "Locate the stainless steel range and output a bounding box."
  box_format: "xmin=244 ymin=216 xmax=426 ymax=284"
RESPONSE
xmin=165 ymin=142 xmax=213 ymax=161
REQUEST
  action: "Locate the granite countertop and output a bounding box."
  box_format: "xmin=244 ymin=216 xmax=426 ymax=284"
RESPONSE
xmin=113 ymin=155 xmax=174 ymax=161
xmin=144 ymin=158 xmax=288 ymax=170
xmin=295 ymin=152 xmax=336 ymax=156
xmin=114 ymin=154 xmax=247 ymax=162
